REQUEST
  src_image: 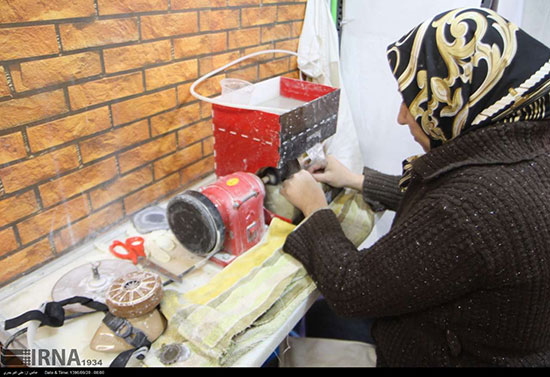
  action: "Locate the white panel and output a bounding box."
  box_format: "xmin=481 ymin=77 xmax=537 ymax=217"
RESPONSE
xmin=520 ymin=0 xmax=550 ymax=47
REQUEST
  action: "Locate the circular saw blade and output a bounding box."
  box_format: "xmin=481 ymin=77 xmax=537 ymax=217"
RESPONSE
xmin=52 ymin=259 xmax=138 ymax=313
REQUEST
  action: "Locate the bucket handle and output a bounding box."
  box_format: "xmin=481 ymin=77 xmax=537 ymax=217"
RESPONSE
xmin=190 ymin=49 xmax=313 ymax=113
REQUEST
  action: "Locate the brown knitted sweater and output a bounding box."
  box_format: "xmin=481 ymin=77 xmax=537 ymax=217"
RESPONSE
xmin=283 ymin=120 xmax=550 ymax=367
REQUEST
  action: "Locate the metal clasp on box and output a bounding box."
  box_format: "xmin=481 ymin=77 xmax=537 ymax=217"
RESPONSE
xmin=246 ymin=221 xmax=259 ymax=242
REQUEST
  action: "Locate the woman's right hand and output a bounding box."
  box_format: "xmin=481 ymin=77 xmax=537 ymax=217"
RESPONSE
xmin=308 ymin=155 xmax=364 ymax=191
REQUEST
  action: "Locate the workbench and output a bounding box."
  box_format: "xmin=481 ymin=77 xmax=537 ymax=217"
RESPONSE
xmin=0 ymin=176 xmax=319 ymax=368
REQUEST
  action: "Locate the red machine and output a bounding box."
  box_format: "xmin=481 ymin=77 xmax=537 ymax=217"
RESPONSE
xmin=167 ymin=172 xmax=266 ymax=267
xmin=168 ymin=73 xmax=341 ymax=267
xmin=212 ymin=76 xmax=340 ymax=178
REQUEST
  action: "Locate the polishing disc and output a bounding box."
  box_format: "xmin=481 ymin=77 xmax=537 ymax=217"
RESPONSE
xmin=51 ymin=259 xmax=138 ymax=313
xmin=167 ymin=190 xmax=225 ymax=256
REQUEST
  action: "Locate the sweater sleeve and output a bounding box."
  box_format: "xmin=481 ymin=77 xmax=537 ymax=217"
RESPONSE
xmin=362 ymin=167 xmax=403 ymax=212
xmin=283 ymin=205 xmax=488 ymax=319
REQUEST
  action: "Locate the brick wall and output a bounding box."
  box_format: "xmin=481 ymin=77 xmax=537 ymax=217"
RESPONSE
xmin=0 ymin=0 xmax=306 ymax=286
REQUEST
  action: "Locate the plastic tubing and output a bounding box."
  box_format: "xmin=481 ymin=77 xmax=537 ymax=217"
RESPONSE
xmin=189 ymin=49 xmax=312 ymax=113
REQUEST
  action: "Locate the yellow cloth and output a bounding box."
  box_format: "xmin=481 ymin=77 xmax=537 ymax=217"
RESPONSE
xmin=147 ymin=194 xmax=374 ymax=366
xmin=149 ymin=218 xmax=313 ymax=366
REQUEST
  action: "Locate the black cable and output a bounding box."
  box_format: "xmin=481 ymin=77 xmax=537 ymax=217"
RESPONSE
xmin=2 ymin=310 xmax=101 ymax=352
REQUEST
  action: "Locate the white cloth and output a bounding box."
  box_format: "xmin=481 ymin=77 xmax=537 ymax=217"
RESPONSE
xmin=297 ymin=0 xmax=364 ymax=174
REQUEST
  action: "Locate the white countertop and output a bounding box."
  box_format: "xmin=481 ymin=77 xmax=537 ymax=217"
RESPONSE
xmin=0 ymin=176 xmax=318 ymax=368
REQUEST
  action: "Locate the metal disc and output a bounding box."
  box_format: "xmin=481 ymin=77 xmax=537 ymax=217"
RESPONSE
xmin=51 ymin=259 xmax=138 ymax=313
xmin=158 ymin=343 xmax=191 ymax=365
xmin=167 ymin=190 xmax=225 ymax=256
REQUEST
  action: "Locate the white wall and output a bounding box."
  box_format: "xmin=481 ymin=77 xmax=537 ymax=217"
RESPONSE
xmin=340 ymin=0 xmax=482 ymax=246
xmin=520 ymin=0 xmax=550 ymax=47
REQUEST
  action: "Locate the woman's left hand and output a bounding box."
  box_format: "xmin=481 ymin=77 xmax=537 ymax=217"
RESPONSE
xmin=281 ymin=170 xmax=328 ymax=217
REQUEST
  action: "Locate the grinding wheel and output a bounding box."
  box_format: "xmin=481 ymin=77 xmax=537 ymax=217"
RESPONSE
xmin=167 ymin=190 xmax=225 ymax=256
xmin=51 ymin=260 xmax=138 ymax=313
xmin=105 ymin=271 xmax=163 ymax=319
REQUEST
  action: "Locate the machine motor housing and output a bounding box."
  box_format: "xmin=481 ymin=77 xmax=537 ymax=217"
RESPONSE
xmin=167 ymin=172 xmax=266 ymax=266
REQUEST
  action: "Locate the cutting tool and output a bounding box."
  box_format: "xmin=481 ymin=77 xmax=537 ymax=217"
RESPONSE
xmin=109 ymin=236 xmax=182 ymax=283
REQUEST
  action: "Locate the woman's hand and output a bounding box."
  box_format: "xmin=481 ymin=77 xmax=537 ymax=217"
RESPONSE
xmin=281 ymin=170 xmax=328 ymax=217
xmin=308 ymin=155 xmax=364 ymax=191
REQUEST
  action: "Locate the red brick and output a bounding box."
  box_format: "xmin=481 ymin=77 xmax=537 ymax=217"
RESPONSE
xmin=291 ymin=21 xmax=303 ymax=38
xmin=145 ymin=60 xmax=198 ymax=90
xmin=141 ymin=13 xmax=198 ymax=40
xmin=0 ymin=25 xmax=58 ymax=61
xmin=118 ymin=134 xmax=177 ymax=173
xmin=173 ymin=32 xmax=227 ymax=59
xmin=199 ymin=51 xmax=240 ymax=79
xmin=243 ymin=44 xmax=275 ymax=57
xmin=79 ymin=120 xmax=149 ymax=163
xmin=68 ymin=72 xmax=144 ymax=110
xmin=0 ymin=239 xmax=53 ymax=286
xmin=153 ymin=142 xmax=203 ymax=179
xmin=260 ymin=57 xmax=290 ymax=79
xmin=27 ymin=107 xmax=111 ymax=152
xmin=202 ymin=136 xmax=215 ymax=156
xmin=275 ymin=38 xmax=299 ymax=53
xmin=54 ymin=202 xmax=124 ymax=253
xmin=189 ymin=72 xmax=225 ymax=98
xmin=261 ymin=23 xmax=292 ymax=43
xmin=17 ymin=195 xmax=91 ymax=245
xmin=0 ymin=90 xmax=67 ymax=131
xmin=226 ymin=66 xmax=258 ymax=83
xmin=228 ymin=0 xmax=260 ymax=5
xmin=90 ymin=166 xmax=153 ymax=209
xmin=0 ymin=0 xmax=95 ymax=23
xmin=0 ymin=67 xmax=11 ymax=97
xmin=242 ymin=6 xmax=277 ymax=26
xmin=150 ymin=103 xmax=201 ymax=136
xmin=203 ymin=136 xmax=214 ymax=155
xmin=59 ymin=19 xmax=139 ymax=51
xmin=172 ymin=0 xmax=227 ymax=10
xmin=103 ymin=40 xmax=172 ymax=74
xmin=200 ymin=9 xmax=240 ymax=31
xmin=277 ymin=4 xmax=306 ymax=22
xmin=200 ymin=101 xmax=212 ymax=119
xmin=177 ymin=120 xmax=213 ymax=147
xmin=0 ymin=146 xmax=79 ymax=194
xmin=11 ymin=52 xmax=102 ymax=92
xmin=97 ymin=0 xmax=168 ymax=15
xmin=0 ymin=190 xmax=39 ymax=228
xmin=111 ymin=89 xmax=176 ymax=125
xmin=0 ymin=132 xmax=27 ymax=165
xmin=39 ymin=157 xmax=118 ymax=207
xmin=229 ymin=28 xmax=261 ymax=49
xmin=123 ymin=173 xmax=180 ymax=214
xmin=177 ymin=82 xmax=194 ymax=106
xmin=0 ymin=228 xmax=18 ymax=258
xmin=180 ymin=155 xmax=215 ymax=185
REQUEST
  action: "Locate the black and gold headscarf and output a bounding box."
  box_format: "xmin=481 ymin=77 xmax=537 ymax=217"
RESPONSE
xmin=386 ymin=7 xmax=550 ymax=190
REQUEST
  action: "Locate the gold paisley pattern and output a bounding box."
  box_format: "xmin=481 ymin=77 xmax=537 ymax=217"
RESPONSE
xmin=386 ymin=7 xmax=550 ymax=191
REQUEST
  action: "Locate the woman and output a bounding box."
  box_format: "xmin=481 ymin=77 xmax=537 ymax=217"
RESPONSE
xmin=281 ymin=7 xmax=550 ymax=367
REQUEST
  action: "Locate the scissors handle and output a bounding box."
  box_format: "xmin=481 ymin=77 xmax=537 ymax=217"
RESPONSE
xmin=126 ymin=236 xmax=145 ymax=257
xmin=109 ymin=240 xmax=138 ymax=264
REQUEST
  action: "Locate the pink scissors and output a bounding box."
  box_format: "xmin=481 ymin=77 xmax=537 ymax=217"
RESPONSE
xmin=109 ymin=236 xmax=181 ymax=282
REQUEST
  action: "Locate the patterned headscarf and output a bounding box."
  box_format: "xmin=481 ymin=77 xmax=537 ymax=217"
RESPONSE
xmin=386 ymin=7 xmax=550 ymax=190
